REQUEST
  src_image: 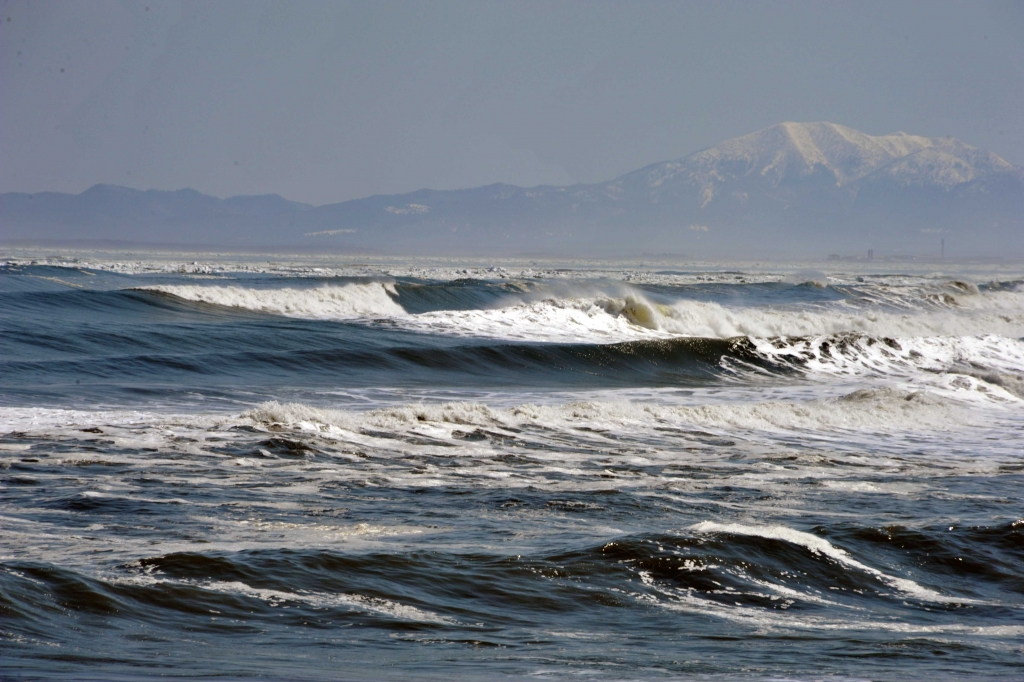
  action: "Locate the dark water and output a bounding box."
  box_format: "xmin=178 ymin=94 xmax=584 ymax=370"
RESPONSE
xmin=2 ymin=257 xmax=1023 ymax=680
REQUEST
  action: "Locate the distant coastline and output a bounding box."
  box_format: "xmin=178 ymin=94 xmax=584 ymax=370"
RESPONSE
xmin=3 ymin=122 xmax=1022 ymax=259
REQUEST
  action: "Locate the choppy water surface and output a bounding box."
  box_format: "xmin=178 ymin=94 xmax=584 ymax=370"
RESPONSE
xmin=1 ymin=253 xmax=1023 ymax=681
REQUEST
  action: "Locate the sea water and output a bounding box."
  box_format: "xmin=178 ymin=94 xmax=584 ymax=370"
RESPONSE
xmin=1 ymin=252 xmax=1022 ymax=681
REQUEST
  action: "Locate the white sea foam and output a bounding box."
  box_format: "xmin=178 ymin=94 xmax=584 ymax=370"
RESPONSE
xmin=0 ymin=406 xmax=177 ymax=432
xmin=243 ymin=386 xmax=976 ymax=440
xmin=0 ymin=383 xmax=1001 ymax=461
xmin=0 ymin=405 xmax=226 ymax=434
xmin=744 ymin=334 xmax=1024 ymax=392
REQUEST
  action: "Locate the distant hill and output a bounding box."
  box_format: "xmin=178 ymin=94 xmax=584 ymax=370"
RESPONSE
xmin=0 ymin=185 xmax=312 ymax=248
xmin=3 ymin=122 xmax=1022 ymax=258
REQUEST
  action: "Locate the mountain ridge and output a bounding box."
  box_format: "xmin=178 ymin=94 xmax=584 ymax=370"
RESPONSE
xmin=2 ymin=122 xmax=1022 ymax=257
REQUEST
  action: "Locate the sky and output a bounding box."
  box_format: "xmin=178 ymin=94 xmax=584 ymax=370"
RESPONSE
xmin=1 ymin=0 xmax=1022 ymax=206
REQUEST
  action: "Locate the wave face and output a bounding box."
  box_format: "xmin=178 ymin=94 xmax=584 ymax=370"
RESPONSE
xmin=2 ymin=257 xmax=1024 ymax=680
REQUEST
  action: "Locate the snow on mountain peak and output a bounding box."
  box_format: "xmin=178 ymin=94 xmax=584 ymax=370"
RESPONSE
xmin=619 ymin=122 xmax=1019 ymax=206
xmin=689 ymin=121 xmax=936 ymax=186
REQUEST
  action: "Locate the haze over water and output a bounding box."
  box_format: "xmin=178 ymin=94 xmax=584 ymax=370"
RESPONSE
xmin=1 ymin=251 xmax=1022 ymax=680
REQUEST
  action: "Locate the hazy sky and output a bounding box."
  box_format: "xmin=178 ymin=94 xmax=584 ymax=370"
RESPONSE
xmin=2 ymin=0 xmax=1022 ymax=205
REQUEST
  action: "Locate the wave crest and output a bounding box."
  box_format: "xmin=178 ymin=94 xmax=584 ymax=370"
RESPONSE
xmin=140 ymin=281 xmax=1024 ymax=351
xmin=141 ymin=282 xmax=405 ymax=319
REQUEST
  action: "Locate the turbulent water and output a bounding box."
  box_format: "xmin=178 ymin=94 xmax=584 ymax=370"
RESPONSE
xmin=2 ymin=253 xmax=1023 ymax=681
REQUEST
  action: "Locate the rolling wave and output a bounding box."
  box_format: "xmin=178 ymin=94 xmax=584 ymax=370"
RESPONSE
xmin=124 ymin=282 xmax=1024 ymax=391
xmin=6 ymin=517 xmax=1019 ymax=648
xmin=5 ymin=329 xmax=1019 ymax=393
xmin=139 ymin=281 xmax=1024 ymax=343
xmin=5 ymin=269 xmax=1023 ymax=397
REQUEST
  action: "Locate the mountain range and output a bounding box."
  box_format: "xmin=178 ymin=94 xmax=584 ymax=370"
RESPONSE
xmin=2 ymin=122 xmax=1022 ymax=258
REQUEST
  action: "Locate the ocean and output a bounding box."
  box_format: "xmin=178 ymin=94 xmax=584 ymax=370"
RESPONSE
xmin=1 ymin=252 xmax=1022 ymax=681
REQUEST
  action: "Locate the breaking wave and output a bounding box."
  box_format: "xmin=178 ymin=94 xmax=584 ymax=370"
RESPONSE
xmin=140 ymin=281 xmax=1024 ymax=343
xmin=688 ymin=522 xmax=951 ymax=603
xmin=130 ymin=282 xmax=1024 ymax=392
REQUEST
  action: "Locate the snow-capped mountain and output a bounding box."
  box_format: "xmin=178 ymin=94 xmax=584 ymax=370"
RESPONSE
xmin=3 ymin=123 xmax=1022 ymax=257
xmin=610 ymin=122 xmax=1020 ymax=204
